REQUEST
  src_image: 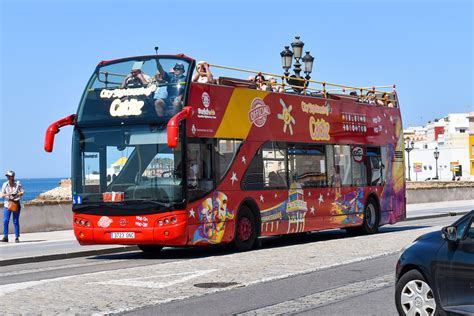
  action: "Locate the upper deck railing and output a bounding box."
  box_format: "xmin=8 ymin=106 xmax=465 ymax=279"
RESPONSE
xmin=206 ymin=63 xmax=399 ymax=108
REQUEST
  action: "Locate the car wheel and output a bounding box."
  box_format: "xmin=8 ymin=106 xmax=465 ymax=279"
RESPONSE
xmin=137 ymin=245 xmax=164 ymax=254
xmin=233 ymin=205 xmax=257 ymax=252
xmin=395 ymin=269 xmax=436 ymax=316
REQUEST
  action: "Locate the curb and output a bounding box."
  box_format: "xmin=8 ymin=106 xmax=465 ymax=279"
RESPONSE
xmin=0 ymin=245 xmax=138 ymax=267
xmin=404 ymin=211 xmax=471 ymax=222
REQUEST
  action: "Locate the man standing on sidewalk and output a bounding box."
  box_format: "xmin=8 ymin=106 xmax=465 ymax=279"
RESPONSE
xmin=1 ymin=170 xmax=24 ymax=243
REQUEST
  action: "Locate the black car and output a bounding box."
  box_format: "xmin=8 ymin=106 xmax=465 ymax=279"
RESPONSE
xmin=395 ymin=210 xmax=474 ymax=316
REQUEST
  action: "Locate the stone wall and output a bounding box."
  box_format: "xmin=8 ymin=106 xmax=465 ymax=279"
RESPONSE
xmin=1 ymin=201 xmax=72 ymax=234
xmin=406 ymin=181 xmax=474 ymax=204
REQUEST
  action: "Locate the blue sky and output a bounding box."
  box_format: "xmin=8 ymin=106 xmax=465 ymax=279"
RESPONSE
xmin=0 ymin=0 xmax=472 ymax=178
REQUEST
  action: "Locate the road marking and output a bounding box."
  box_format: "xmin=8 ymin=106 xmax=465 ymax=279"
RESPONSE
xmin=0 ymin=260 xmax=127 ymax=277
xmin=239 ymin=274 xmax=394 ymax=315
xmin=89 ymin=269 xmax=217 ymax=289
xmin=0 ymin=275 xmax=78 ymax=297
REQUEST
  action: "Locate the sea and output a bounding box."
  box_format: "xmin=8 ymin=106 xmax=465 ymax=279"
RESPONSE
xmin=10 ymin=178 xmax=65 ymax=201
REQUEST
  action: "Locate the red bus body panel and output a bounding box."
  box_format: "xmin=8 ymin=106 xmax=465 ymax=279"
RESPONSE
xmin=73 ymin=81 xmax=405 ymax=246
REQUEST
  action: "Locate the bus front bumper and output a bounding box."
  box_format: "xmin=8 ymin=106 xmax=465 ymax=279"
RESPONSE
xmin=73 ymin=212 xmax=188 ymax=246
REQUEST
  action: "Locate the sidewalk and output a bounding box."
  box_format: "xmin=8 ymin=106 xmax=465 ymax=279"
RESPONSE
xmin=1 ymin=200 xmax=472 ymax=266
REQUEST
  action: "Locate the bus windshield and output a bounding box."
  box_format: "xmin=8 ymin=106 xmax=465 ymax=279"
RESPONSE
xmin=77 ymin=57 xmax=192 ymax=124
xmin=72 ymin=126 xmax=184 ymax=207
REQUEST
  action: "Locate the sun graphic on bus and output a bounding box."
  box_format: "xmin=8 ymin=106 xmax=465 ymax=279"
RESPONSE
xmin=277 ymin=99 xmax=296 ymax=135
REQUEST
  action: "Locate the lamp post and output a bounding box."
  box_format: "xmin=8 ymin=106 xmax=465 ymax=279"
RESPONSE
xmin=405 ymin=140 xmax=415 ymax=181
xmin=434 ymin=147 xmax=440 ymax=180
xmin=280 ymin=36 xmax=315 ymax=93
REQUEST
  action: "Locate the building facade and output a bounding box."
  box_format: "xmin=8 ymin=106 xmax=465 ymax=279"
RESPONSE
xmin=404 ymin=113 xmax=471 ymax=181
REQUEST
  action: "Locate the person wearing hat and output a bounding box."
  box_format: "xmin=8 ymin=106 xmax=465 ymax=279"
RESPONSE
xmin=192 ymin=61 xmax=214 ymax=84
xmin=121 ymin=61 xmax=151 ymax=88
xmin=1 ymin=171 xmax=24 ymax=243
xmin=154 ymin=59 xmax=188 ymax=116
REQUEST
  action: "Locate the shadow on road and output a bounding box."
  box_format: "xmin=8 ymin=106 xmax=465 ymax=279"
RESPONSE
xmin=88 ymin=224 xmax=431 ymax=262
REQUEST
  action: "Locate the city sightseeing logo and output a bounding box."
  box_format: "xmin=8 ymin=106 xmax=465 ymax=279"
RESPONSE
xmin=248 ymin=97 xmax=271 ymax=128
xmin=197 ymin=91 xmax=216 ymax=119
xmin=202 ymin=92 xmax=211 ymax=108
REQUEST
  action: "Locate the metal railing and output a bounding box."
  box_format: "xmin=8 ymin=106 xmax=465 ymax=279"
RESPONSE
xmin=208 ymin=63 xmax=398 ymax=108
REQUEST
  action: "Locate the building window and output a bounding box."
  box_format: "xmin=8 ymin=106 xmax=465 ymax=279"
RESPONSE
xmin=471 ymin=145 xmax=474 ymax=156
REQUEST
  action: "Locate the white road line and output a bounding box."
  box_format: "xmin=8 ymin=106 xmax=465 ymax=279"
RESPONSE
xmin=239 ymin=274 xmax=394 ymax=315
xmin=0 ymin=275 xmax=78 ymax=297
xmin=0 ymin=260 xmax=127 ymax=277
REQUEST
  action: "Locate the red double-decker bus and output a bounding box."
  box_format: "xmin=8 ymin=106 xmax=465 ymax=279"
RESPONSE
xmin=45 ymin=53 xmax=405 ymax=252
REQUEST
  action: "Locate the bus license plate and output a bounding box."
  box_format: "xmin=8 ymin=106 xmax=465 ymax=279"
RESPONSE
xmin=111 ymin=232 xmax=135 ymax=239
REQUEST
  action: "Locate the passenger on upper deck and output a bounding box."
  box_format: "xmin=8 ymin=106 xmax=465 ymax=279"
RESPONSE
xmin=365 ymin=91 xmax=376 ymax=105
xmin=268 ymin=76 xmax=284 ymax=93
xmin=192 ymin=61 xmax=214 ymax=83
xmin=121 ymin=61 xmax=151 ymax=88
xmin=154 ymin=60 xmax=187 ymax=116
xmin=152 ymin=71 xmax=169 ymax=116
xmin=255 ymin=73 xmax=268 ymax=91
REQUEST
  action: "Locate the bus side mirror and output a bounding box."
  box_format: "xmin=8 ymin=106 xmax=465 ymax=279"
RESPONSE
xmin=167 ymin=106 xmax=192 ymax=148
xmin=44 ymin=114 xmax=76 ymax=152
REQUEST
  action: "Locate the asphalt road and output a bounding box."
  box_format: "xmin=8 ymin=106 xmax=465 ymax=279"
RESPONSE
xmin=0 ymin=215 xmax=460 ymax=315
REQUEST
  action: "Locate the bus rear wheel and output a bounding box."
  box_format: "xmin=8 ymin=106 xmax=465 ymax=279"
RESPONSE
xmin=346 ymin=197 xmax=379 ymax=235
xmin=232 ymin=205 xmax=257 ymax=252
xmin=138 ymin=245 xmax=164 ymax=254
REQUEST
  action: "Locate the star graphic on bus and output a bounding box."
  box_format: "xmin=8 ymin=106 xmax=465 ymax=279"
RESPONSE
xmin=241 ymin=156 xmax=247 ymax=164
xmin=230 ymin=172 xmax=238 ymax=185
xmin=318 ymin=193 xmax=324 ymax=205
xmin=189 ymin=209 xmax=195 ymax=218
xmin=277 ymin=99 xmax=295 ymax=135
xmin=259 ymin=194 xmax=264 ymax=203
xmin=310 ymin=206 xmax=315 ymax=215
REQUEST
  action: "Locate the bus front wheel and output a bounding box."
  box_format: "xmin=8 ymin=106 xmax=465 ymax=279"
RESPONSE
xmin=232 ymin=205 xmax=257 ymax=252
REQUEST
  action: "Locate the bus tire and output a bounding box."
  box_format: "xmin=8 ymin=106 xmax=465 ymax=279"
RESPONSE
xmin=232 ymin=205 xmax=257 ymax=252
xmin=346 ymin=197 xmax=379 ymax=235
xmin=138 ymin=245 xmax=164 ymax=254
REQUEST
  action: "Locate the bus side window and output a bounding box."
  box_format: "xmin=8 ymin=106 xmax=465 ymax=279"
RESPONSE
xmin=366 ymin=147 xmax=383 ymax=186
xmin=215 ymin=139 xmax=242 ymax=182
xmin=242 ymin=149 xmax=264 ymax=190
xmin=334 ymin=145 xmax=352 ymax=186
xmin=351 ymin=146 xmax=367 ymax=187
xmin=242 ymin=141 xmax=287 ymax=190
xmin=187 ymin=139 xmax=214 ymax=200
xmin=288 ymin=144 xmax=327 ymax=188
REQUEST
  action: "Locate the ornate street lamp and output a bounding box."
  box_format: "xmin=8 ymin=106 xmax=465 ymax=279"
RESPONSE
xmin=302 ymin=51 xmax=315 ymax=80
xmin=280 ymin=46 xmax=293 ymax=77
xmin=291 ymin=36 xmax=304 ymax=78
xmin=405 ymin=140 xmax=415 ymax=181
xmin=280 ymin=36 xmax=315 ymax=93
xmin=434 ymin=147 xmax=440 ymax=179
